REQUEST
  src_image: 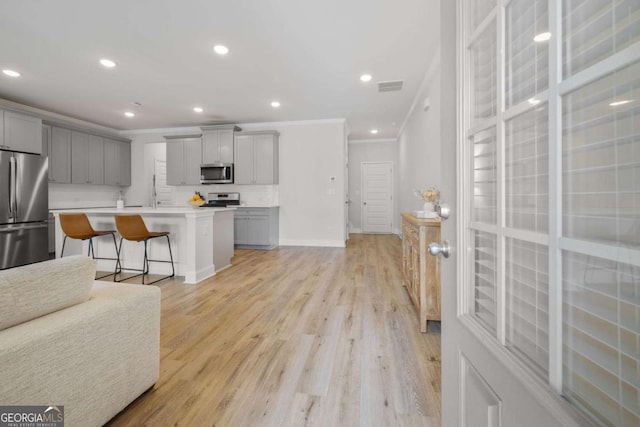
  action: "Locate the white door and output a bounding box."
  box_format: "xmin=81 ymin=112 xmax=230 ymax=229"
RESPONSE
xmin=154 ymin=159 xmax=173 ymax=207
xmin=361 ymin=162 xmax=393 ymax=233
xmin=442 ymin=1 xmax=638 ymax=426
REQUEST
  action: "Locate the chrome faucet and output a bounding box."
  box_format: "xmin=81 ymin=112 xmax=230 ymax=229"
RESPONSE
xmin=151 ymin=174 xmax=157 ymax=209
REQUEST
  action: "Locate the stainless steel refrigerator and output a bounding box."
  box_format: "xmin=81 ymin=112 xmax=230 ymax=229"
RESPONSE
xmin=0 ymin=150 xmax=49 ymax=269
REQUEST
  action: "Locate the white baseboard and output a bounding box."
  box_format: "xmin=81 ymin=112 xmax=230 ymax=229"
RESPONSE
xmin=350 ymin=228 xmax=363 ymax=234
xmin=279 ymin=239 xmax=346 ymax=248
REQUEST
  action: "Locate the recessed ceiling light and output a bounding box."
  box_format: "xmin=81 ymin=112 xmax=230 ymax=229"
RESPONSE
xmin=2 ymin=69 xmax=21 ymax=77
xmin=124 ymin=112 xmax=135 ymax=118
xmin=213 ymin=45 xmax=229 ymax=55
xmin=360 ymin=74 xmax=373 ymax=82
xmin=193 ymin=107 xmax=204 ymax=113
xmin=99 ymin=59 xmax=116 ymax=68
xmin=271 ymin=101 xmax=281 ymax=108
xmin=528 ymin=97 xmax=541 ymax=105
xmin=609 ymin=99 xmax=633 ymax=107
xmin=370 ymin=129 xmax=378 ymax=134
xmin=533 ymin=32 xmax=552 ymax=42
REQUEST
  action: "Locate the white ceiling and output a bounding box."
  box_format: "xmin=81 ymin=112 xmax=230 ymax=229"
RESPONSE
xmin=0 ymin=0 xmax=438 ymax=140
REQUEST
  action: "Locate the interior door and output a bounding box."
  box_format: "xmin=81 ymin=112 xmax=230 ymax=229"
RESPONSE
xmin=154 ymin=159 xmax=173 ymax=207
xmin=361 ymin=162 xmax=393 ymax=233
xmin=442 ymin=1 xmax=619 ymax=426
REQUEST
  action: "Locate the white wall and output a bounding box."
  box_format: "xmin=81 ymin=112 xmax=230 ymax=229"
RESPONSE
xmin=122 ymin=119 xmax=347 ymax=247
xmin=236 ymin=120 xmax=347 ymax=247
xmin=347 ymin=140 xmax=399 ymax=234
xmin=397 ymin=54 xmax=443 ymax=218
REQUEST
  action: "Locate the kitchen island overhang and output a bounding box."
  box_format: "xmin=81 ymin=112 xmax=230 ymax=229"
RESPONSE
xmin=51 ymin=207 xmax=236 ymax=284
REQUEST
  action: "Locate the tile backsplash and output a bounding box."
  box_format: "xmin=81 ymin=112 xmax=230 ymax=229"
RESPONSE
xmin=171 ymin=185 xmax=278 ymax=207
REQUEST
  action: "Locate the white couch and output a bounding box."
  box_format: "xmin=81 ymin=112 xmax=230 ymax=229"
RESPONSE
xmin=0 ymin=255 xmax=160 ymax=427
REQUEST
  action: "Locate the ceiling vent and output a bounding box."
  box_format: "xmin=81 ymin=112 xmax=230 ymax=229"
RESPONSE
xmin=378 ymin=80 xmax=404 ymax=92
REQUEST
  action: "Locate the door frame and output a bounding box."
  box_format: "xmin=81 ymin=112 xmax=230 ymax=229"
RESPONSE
xmin=360 ymin=161 xmax=394 ymax=234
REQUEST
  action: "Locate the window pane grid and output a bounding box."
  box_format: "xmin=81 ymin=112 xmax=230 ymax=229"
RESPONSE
xmin=563 ymin=0 xmax=640 ymax=77
xmin=506 ymin=0 xmax=549 ymax=107
xmin=471 ymin=23 xmax=497 ymax=121
xmin=562 ymin=60 xmax=640 ymax=247
xmin=462 ymin=1 xmax=639 ymax=424
xmin=472 ymin=128 xmax=498 ymax=224
xmin=506 ymin=238 xmax=550 ymax=377
xmin=506 ymin=105 xmax=550 ymax=233
xmin=563 ymin=251 xmax=640 ymax=426
xmin=473 ymin=231 xmax=498 ymax=333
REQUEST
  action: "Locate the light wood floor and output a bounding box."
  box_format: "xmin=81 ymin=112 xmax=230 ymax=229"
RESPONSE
xmin=106 ymin=234 xmax=441 ymax=426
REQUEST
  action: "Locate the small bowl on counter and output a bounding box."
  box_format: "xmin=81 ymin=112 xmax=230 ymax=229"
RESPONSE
xmin=188 ymin=200 xmax=205 ymax=208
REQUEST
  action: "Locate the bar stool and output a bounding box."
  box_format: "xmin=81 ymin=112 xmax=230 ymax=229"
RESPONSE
xmin=59 ymin=213 xmax=120 ymax=280
xmin=114 ymin=214 xmax=175 ymax=285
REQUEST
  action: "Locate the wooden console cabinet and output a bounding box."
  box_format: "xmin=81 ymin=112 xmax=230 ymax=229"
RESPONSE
xmin=401 ymin=213 xmax=441 ymax=332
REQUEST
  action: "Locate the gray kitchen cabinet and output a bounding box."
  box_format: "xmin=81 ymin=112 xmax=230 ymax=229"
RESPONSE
xmin=104 ymin=138 xmax=131 ymax=186
xmin=41 ymin=124 xmax=51 ymax=171
xmin=1 ymin=110 xmax=42 ymax=154
xmin=48 ymin=213 xmax=55 ymax=254
xmin=201 ymin=125 xmax=240 ymax=164
xmin=49 ymin=126 xmax=71 ymax=183
xmin=233 ymin=131 xmax=279 ymax=185
xmin=233 ymin=207 xmax=279 ymax=249
xmin=72 ymin=132 xmax=104 ymax=184
xmin=0 ymin=110 xmax=42 ymax=154
xmin=165 ymin=135 xmax=201 ymax=185
xmin=119 ymin=140 xmax=131 ymax=186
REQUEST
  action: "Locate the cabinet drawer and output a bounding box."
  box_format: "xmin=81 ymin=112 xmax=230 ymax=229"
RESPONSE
xmin=234 ymin=208 xmax=269 ymax=217
xmin=402 ymin=221 xmax=419 ymax=245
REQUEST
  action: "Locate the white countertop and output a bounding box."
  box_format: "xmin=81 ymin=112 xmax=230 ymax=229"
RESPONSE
xmin=237 ymin=204 xmax=280 ymax=208
xmin=51 ymin=206 xmax=236 ymax=216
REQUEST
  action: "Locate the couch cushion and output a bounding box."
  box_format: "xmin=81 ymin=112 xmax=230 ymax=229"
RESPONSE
xmin=0 ymin=256 xmax=96 ymax=331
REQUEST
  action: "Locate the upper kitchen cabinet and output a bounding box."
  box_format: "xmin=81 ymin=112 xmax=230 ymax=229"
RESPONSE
xmin=0 ymin=110 xmax=42 ymax=154
xmin=201 ymin=125 xmax=241 ymax=165
xmin=234 ymin=131 xmax=279 ymax=185
xmin=41 ymin=124 xmax=50 ymax=159
xmin=71 ymin=132 xmax=104 ymax=185
xmin=49 ymin=126 xmax=71 ymax=183
xmin=165 ymin=135 xmax=202 ymax=185
xmin=104 ymin=138 xmax=131 ymax=186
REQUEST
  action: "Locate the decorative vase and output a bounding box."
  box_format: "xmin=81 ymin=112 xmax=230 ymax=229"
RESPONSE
xmin=423 ymin=201 xmax=435 ymax=212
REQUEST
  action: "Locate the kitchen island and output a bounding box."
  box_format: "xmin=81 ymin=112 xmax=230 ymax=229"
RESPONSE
xmin=52 ymin=207 xmax=235 ymax=284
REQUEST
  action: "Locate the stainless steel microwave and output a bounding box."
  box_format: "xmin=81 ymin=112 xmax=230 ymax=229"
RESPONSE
xmin=200 ymin=163 xmax=233 ymax=184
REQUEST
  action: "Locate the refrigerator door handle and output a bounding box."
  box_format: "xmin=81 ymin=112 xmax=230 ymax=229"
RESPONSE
xmin=8 ymin=156 xmax=16 ymax=220
xmin=0 ymin=222 xmax=49 ymax=233
xmin=12 ymin=156 xmax=18 ymax=218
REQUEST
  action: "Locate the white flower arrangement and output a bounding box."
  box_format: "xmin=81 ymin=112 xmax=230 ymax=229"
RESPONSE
xmin=414 ymin=187 xmax=440 ymax=203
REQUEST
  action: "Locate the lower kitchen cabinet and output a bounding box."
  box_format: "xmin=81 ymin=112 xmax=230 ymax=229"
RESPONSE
xmin=234 ymin=207 xmax=279 ymax=249
xmin=401 ymin=213 xmax=441 ymax=333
